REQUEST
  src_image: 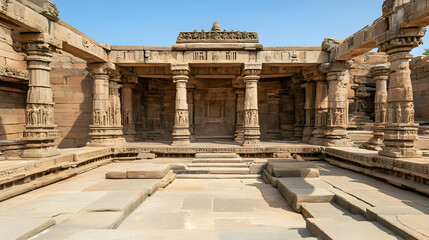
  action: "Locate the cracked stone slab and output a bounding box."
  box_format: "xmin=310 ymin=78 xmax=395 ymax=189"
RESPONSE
xmin=0 ymin=217 xmax=55 ymax=240
xmin=376 ymin=214 xmax=429 ymax=240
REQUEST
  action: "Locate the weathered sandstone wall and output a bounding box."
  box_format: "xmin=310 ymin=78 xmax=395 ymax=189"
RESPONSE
xmin=51 ymin=52 xmax=92 ymax=148
xmin=410 ymin=56 xmax=429 ymax=122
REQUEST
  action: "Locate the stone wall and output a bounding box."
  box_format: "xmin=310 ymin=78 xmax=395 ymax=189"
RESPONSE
xmin=51 ymin=52 xmax=92 ymax=148
xmin=0 ymin=25 xmax=27 ymax=140
xmin=410 ymin=56 xmax=429 ymax=122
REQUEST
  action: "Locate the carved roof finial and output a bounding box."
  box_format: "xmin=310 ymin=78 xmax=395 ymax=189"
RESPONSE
xmin=211 ymin=21 xmax=221 ymax=32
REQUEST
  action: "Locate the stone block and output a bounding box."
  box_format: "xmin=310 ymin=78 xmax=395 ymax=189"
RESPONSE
xmin=277 ymin=178 xmax=334 ymax=212
xmin=85 ymin=190 xmax=149 ymax=215
xmin=306 ymin=217 xmax=402 ymax=240
xmin=0 ymin=217 xmax=55 ymax=240
xmin=126 ymin=164 xmax=171 ymax=179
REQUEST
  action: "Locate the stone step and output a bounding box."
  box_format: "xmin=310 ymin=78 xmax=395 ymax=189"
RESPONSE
xmin=306 ymin=216 xmax=402 ymax=240
xmin=192 ymin=157 xmax=244 ymax=163
xmin=195 ymin=153 xmax=240 ymax=158
xmin=277 ymin=178 xmax=335 ymax=212
xmin=267 ymin=161 xmax=320 ymax=178
xmin=187 ymin=162 xmax=250 ymax=168
xmin=180 ymin=167 xmax=250 ymax=174
xmin=301 ymin=202 xmax=362 ymax=219
xmin=176 ymin=174 xmax=261 ymax=179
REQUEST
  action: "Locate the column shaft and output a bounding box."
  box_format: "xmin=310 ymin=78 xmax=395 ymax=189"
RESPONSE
xmin=122 ymin=83 xmax=136 ymax=141
xmin=234 ymin=88 xmax=245 ymax=143
xmin=310 ymin=80 xmax=329 ymax=144
xmin=323 ymin=63 xmax=353 ymax=146
xmin=171 ymin=64 xmax=190 ymax=146
xmin=242 ymin=63 xmax=262 ymax=146
xmin=363 ymin=64 xmax=389 ymax=151
xmin=302 ymin=82 xmax=316 ymax=142
xmin=22 ymin=39 xmax=60 ymax=158
xmin=87 ymin=64 xmax=125 ymax=146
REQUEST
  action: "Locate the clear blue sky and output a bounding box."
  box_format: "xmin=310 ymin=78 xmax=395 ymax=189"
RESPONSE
xmin=54 ymin=0 xmax=427 ymax=56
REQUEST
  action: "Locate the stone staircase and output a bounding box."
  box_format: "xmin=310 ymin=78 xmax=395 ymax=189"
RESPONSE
xmin=176 ymin=153 xmax=260 ymax=179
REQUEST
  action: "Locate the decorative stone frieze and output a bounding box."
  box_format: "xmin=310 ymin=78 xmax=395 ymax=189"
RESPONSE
xmin=242 ymin=63 xmax=262 ymax=146
xmin=171 ymin=63 xmax=191 ymax=146
xmin=363 ymin=64 xmax=389 ymax=151
xmin=177 ymin=22 xmax=258 ymax=43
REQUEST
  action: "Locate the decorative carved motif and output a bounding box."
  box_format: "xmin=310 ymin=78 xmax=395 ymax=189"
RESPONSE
xmin=244 ymin=109 xmax=259 ymax=126
xmin=175 ymin=110 xmax=189 ymax=127
xmin=177 ymin=30 xmax=258 ymax=43
xmin=0 ymin=0 xmax=7 ymax=12
xmin=26 ymin=104 xmax=54 ymax=126
xmin=225 ymin=51 xmax=237 ymax=61
xmin=0 ymin=66 xmax=29 ymax=81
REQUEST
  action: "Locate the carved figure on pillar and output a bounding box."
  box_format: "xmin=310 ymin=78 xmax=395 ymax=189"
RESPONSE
xmin=86 ymin=63 xmax=125 ymax=147
xmin=18 ymin=33 xmax=62 ymax=158
xmin=171 ymin=63 xmax=191 ymax=146
xmin=377 ymin=25 xmax=424 ymax=158
xmin=242 ymin=63 xmax=262 ymax=146
xmin=363 ymin=64 xmax=389 ymax=151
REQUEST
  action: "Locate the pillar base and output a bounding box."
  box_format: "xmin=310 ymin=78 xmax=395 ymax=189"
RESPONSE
xmin=124 ymin=134 xmax=135 ymax=142
xmin=172 ymin=127 xmax=190 ymax=146
xmin=362 ymin=128 xmax=384 ymax=151
xmin=242 ymin=126 xmax=260 ymax=146
xmin=22 ymin=147 xmax=60 ymax=158
xmin=87 ymin=125 xmax=126 ymax=147
xmin=302 ymin=126 xmax=314 ymax=143
xmin=293 ymin=126 xmax=304 ymax=140
xmin=379 ymin=124 xmax=422 ymax=158
xmin=86 ymin=137 xmax=126 ymax=147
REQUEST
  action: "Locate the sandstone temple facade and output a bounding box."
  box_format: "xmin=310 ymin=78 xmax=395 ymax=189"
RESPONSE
xmin=0 ymin=0 xmax=429 ymax=239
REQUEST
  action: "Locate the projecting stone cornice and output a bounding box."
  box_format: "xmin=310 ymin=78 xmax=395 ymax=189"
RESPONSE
xmin=0 ymin=0 xmax=108 ymax=62
xmin=109 ymin=47 xmax=328 ymax=66
xmin=333 ymin=0 xmax=429 ymax=61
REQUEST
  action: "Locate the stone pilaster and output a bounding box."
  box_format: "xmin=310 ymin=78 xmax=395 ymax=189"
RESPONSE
xmin=86 ymin=64 xmax=125 ymax=146
xmin=187 ymin=88 xmax=195 ymax=142
xmin=323 ymin=62 xmax=353 ymax=146
xmin=280 ymin=93 xmax=295 ymax=140
xmin=171 ymin=63 xmax=190 ymax=146
xmin=20 ymin=33 xmax=61 ymax=158
xmin=377 ymin=28 xmax=425 ymax=158
xmin=292 ymin=85 xmax=305 ymax=140
xmin=242 ymin=63 xmax=262 ymax=146
xmin=234 ymin=88 xmax=245 ymax=143
xmin=310 ymin=78 xmax=329 ymax=145
xmin=363 ymin=64 xmax=389 ymax=151
xmin=122 ymin=83 xmax=136 ymax=141
xmin=302 ymin=82 xmax=316 ymax=142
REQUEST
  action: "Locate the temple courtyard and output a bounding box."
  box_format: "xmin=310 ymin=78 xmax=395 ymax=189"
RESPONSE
xmin=1 ymin=0 xmax=429 ymax=239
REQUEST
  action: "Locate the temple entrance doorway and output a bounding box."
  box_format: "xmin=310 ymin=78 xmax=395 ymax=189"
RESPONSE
xmin=193 ymin=79 xmax=236 ymax=140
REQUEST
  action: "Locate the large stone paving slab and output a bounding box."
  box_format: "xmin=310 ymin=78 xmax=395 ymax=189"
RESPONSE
xmin=0 ymin=217 xmax=55 ymax=240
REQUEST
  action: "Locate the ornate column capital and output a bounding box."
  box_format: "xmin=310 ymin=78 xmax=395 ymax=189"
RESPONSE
xmin=171 ymin=63 xmax=189 ymax=83
xmin=244 ymin=63 xmax=262 ymax=80
xmin=377 ymin=28 xmax=426 ymax=54
xmin=86 ymin=62 xmax=115 ymax=76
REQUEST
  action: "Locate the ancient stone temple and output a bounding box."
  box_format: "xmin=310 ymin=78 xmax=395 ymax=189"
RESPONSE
xmin=0 ymin=0 xmax=429 ymax=239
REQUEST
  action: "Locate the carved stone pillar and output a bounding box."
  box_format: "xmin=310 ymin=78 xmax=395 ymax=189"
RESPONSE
xmin=171 ymin=63 xmax=190 ymax=146
xmin=21 ymin=34 xmax=61 ymax=158
xmin=242 ymin=63 xmax=262 ymax=146
xmin=377 ymin=29 xmax=425 ymax=158
xmin=302 ymin=82 xmax=316 ymax=142
xmin=310 ymin=78 xmax=329 ymax=145
xmin=363 ymin=64 xmax=389 ymax=151
xmin=323 ymin=63 xmax=353 ymax=146
xmin=187 ymin=88 xmax=195 ymax=142
xmin=234 ymin=88 xmax=245 ymax=143
xmin=292 ymin=86 xmax=305 ymax=140
xmin=122 ymin=83 xmax=136 ymax=141
xmin=87 ymin=64 xmax=125 ymax=146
